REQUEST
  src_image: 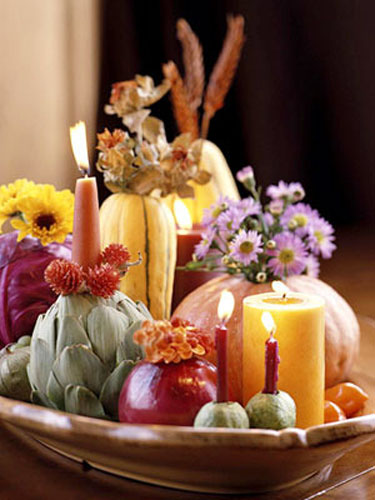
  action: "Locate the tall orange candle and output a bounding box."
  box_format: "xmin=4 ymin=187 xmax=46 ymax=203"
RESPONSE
xmin=70 ymin=122 xmax=101 ymax=269
xmin=243 ymin=283 xmax=325 ymax=429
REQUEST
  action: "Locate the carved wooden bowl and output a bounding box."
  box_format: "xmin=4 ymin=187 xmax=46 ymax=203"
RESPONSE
xmin=0 ymin=316 xmax=373 ymax=494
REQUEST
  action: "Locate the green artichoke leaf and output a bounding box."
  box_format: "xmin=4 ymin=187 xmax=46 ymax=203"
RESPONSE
xmin=0 ymin=347 xmax=31 ymax=402
xmin=135 ymin=300 xmax=153 ymax=320
xmin=115 ymin=295 xmax=150 ymax=322
xmin=57 ymin=294 xmax=100 ymax=320
xmin=87 ymin=305 xmax=128 ymax=370
xmin=32 ymin=309 xmax=58 ymax=355
xmin=31 ymin=390 xmax=58 ymax=409
xmin=46 ymin=371 xmax=65 ymax=410
xmin=64 ymin=384 xmax=106 ymax=418
xmin=99 ymin=359 xmax=136 ymax=419
xmin=55 ymin=315 xmax=91 ymax=357
xmin=29 ymin=337 xmax=56 ymax=394
xmin=116 ymin=320 xmax=145 ymax=364
xmin=52 ymin=344 xmax=110 ymax=396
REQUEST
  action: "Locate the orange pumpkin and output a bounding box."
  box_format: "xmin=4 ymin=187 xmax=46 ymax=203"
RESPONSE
xmin=173 ymin=274 xmax=360 ymax=403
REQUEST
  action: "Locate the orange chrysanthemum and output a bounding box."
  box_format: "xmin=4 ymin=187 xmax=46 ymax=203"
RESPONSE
xmin=85 ymin=263 xmax=120 ymax=298
xmin=44 ymin=259 xmax=84 ymax=295
xmin=134 ymin=318 xmax=213 ymax=364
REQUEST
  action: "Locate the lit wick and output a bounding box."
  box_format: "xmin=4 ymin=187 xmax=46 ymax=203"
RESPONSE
xmin=272 ymin=280 xmax=290 ymax=301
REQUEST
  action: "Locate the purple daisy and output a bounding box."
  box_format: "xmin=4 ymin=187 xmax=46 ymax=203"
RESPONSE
xmin=194 ymin=229 xmax=216 ymax=260
xmin=304 ymin=254 xmax=320 ymax=278
xmin=307 ymin=217 xmax=336 ymax=259
xmin=201 ymin=195 xmax=233 ymax=227
xmin=269 ymin=199 xmax=284 ymax=216
xmin=267 ymin=232 xmax=308 ymax=277
xmin=236 ymin=166 xmax=254 ymax=183
xmin=263 ymin=212 xmax=274 ymax=226
xmin=266 ymin=181 xmax=305 ymax=202
xmin=238 ymin=197 xmax=261 ymax=217
xmin=216 ymin=206 xmax=244 ymax=234
xmin=280 ymin=203 xmax=319 ymax=236
xmin=229 ymin=230 xmax=263 ymax=266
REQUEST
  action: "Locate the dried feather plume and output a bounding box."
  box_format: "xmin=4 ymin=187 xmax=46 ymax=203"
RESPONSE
xmin=164 ymin=15 xmax=245 ymax=139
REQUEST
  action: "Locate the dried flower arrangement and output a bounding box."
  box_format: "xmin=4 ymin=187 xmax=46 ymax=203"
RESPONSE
xmin=188 ymin=166 xmax=336 ymax=282
xmin=97 ymin=75 xmax=210 ymax=199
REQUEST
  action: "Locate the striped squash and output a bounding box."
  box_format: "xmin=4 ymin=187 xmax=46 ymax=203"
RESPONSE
xmin=100 ymin=193 xmax=176 ymax=319
xmin=165 ymin=139 xmax=240 ymax=223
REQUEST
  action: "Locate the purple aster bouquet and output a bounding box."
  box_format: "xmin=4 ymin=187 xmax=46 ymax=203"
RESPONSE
xmin=187 ymin=166 xmax=336 ymax=282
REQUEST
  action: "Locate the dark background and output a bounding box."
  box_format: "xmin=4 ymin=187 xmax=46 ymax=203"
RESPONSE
xmin=96 ymin=0 xmax=375 ymax=230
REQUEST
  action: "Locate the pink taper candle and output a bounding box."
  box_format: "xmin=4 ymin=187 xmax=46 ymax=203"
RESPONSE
xmin=70 ymin=121 xmax=101 ymax=269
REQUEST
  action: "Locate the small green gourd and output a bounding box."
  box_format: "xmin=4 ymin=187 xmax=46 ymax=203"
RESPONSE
xmin=245 ymin=390 xmax=296 ymax=430
xmin=194 ymin=401 xmax=249 ymax=428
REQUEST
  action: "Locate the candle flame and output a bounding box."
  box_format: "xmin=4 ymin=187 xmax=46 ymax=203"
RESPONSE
xmin=173 ymin=199 xmax=192 ymax=230
xmin=217 ymin=290 xmax=235 ymax=323
xmin=272 ymin=280 xmax=290 ymax=298
xmin=262 ymin=312 xmax=276 ymax=335
xmin=70 ymin=121 xmax=90 ymax=174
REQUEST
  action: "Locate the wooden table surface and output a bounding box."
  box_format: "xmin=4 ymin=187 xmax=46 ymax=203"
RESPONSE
xmin=0 ymin=226 xmax=373 ymax=499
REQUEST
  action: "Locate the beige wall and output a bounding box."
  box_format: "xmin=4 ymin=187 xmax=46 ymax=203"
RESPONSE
xmin=0 ymin=0 xmax=100 ymax=190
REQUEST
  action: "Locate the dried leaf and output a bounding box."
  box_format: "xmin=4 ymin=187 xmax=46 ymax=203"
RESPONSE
xmin=176 ymin=19 xmax=205 ymax=111
xmin=162 ymin=61 xmax=199 ymax=139
xmin=201 ymin=15 xmax=245 ymax=138
xmin=177 ymin=184 xmax=195 ymax=198
xmin=194 ymin=169 xmax=211 ymax=185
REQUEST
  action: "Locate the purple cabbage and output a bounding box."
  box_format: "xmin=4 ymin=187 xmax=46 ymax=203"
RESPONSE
xmin=0 ymin=232 xmax=72 ymax=346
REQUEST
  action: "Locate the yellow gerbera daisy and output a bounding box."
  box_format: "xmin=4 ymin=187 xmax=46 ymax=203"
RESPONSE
xmin=0 ymin=178 xmax=35 ymax=231
xmin=11 ymin=184 xmax=74 ymax=245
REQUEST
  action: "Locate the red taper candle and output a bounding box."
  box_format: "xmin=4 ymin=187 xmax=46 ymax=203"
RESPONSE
xmin=215 ymin=290 xmax=235 ymax=402
xmin=215 ymin=322 xmax=228 ymax=402
xmin=262 ymin=324 xmax=280 ymax=395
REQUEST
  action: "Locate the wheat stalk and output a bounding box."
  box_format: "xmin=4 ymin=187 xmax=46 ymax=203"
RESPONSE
xmin=162 ymin=61 xmax=199 ymax=139
xmin=201 ymin=15 xmax=245 ymax=139
xmin=176 ymin=18 xmax=205 ymax=111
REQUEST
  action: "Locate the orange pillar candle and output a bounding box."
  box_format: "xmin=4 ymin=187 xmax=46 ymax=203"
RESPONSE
xmin=243 ymin=291 xmax=325 ymax=429
xmin=70 ymin=121 xmax=101 ymax=269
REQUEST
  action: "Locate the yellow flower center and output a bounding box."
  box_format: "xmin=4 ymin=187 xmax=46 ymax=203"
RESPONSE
xmin=239 ymin=241 xmax=254 ymax=254
xmin=279 ymin=248 xmax=295 ymax=264
xmin=314 ymin=230 xmax=324 ymax=243
xmin=293 ymin=214 xmax=308 ymax=227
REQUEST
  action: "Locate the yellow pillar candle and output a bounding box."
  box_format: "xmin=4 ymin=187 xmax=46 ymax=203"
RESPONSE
xmin=243 ymin=292 xmax=325 ymax=429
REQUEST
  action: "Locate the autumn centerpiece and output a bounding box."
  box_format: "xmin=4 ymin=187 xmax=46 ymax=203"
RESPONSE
xmin=174 ymin=167 xmax=360 ymax=401
xmin=118 ymin=318 xmax=217 ymax=426
xmin=0 ymin=179 xmax=73 ymax=346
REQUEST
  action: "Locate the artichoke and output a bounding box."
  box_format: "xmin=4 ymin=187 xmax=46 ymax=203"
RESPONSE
xmin=0 ymin=335 xmax=32 ymax=401
xmin=28 ymin=291 xmax=151 ymax=419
